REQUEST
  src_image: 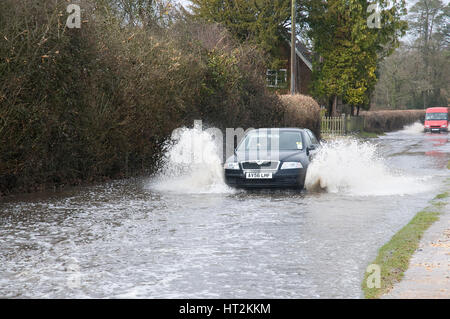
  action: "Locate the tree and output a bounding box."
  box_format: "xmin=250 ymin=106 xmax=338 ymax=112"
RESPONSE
xmin=372 ymin=46 xmax=418 ymax=109
xmin=190 ymin=0 xmax=408 ymax=115
xmin=372 ymin=0 xmax=449 ymax=110
xmin=97 ymin=0 xmax=174 ymax=27
xmin=189 ymin=0 xmax=291 ymax=68
xmin=304 ymin=0 xmax=407 ymax=115
xmin=409 ymin=0 xmax=449 ymax=108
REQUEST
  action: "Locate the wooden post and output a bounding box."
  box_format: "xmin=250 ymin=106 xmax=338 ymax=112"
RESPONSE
xmin=290 ymin=0 xmax=296 ymax=95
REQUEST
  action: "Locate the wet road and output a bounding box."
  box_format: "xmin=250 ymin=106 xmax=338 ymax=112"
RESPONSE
xmin=0 ymin=124 xmax=449 ymax=298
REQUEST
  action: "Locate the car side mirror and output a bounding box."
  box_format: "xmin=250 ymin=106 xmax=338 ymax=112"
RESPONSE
xmin=307 ymin=145 xmax=317 ymax=156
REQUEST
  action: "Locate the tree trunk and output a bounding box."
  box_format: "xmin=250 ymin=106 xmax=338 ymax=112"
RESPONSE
xmin=423 ymin=91 xmax=427 ymax=109
xmin=328 ymin=98 xmax=333 ymax=117
xmin=357 ymin=106 xmax=360 ymax=116
xmin=351 ymin=105 xmax=355 ymax=116
xmin=332 ymin=95 xmax=337 ymax=117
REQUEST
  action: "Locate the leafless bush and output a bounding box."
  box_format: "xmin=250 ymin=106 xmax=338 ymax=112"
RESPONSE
xmin=361 ymin=110 xmax=426 ymax=133
xmin=279 ymin=94 xmax=321 ymax=137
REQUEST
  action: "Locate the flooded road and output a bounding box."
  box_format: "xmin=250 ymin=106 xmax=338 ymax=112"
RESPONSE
xmin=1 ymin=123 xmax=449 ymax=298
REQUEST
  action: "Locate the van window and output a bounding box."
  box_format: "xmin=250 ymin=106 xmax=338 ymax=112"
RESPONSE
xmin=425 ymin=113 xmax=448 ymax=121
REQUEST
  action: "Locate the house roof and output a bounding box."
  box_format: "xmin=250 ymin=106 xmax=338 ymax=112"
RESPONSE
xmin=285 ymin=34 xmax=312 ymax=71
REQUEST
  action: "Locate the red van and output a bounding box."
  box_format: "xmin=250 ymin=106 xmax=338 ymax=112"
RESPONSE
xmin=424 ymin=107 xmax=448 ymax=133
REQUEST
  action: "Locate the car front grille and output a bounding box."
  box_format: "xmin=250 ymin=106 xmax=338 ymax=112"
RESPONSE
xmin=241 ymin=161 xmax=279 ymax=170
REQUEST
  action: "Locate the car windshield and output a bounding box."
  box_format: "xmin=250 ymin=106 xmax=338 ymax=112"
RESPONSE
xmin=237 ymin=130 xmax=303 ymax=152
xmin=425 ymin=112 xmax=448 ymax=120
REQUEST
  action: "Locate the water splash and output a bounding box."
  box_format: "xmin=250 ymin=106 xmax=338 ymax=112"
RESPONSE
xmin=401 ymin=122 xmax=424 ymax=135
xmin=150 ymin=127 xmax=233 ymax=194
xmin=305 ymin=139 xmax=431 ymax=196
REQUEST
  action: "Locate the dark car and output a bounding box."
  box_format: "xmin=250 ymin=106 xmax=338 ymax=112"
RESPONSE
xmin=224 ymin=128 xmax=320 ymax=189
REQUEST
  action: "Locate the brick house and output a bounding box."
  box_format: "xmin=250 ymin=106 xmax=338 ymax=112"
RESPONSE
xmin=266 ymin=37 xmax=313 ymax=95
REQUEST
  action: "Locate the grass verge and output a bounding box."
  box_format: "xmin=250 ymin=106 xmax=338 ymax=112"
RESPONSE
xmin=362 ymin=192 xmax=449 ymax=299
xmin=434 ymin=192 xmax=449 ymax=199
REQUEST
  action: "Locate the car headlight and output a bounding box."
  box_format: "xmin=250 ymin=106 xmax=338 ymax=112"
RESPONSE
xmin=425 ymin=125 xmax=430 ymax=128
xmin=224 ymin=162 xmax=240 ymax=170
xmin=442 ymin=124 xmax=447 ymax=128
xmin=280 ymin=162 xmax=303 ymax=169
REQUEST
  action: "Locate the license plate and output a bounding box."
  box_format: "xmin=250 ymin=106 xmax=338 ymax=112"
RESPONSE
xmin=246 ymin=172 xmax=272 ymax=179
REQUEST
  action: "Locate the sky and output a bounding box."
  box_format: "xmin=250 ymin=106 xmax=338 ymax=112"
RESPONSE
xmin=175 ymin=0 xmax=191 ymax=9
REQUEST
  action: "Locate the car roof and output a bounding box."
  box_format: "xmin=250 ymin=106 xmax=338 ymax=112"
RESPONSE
xmin=248 ymin=128 xmax=306 ymax=132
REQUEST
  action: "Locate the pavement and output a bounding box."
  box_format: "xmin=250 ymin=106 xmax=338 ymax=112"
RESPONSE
xmin=383 ymin=197 xmax=450 ymax=299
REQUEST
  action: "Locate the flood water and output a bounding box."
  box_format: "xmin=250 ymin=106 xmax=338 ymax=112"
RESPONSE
xmin=1 ymin=123 xmax=449 ymax=298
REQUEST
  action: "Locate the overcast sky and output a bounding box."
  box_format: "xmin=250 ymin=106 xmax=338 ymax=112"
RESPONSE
xmin=175 ymin=0 xmax=191 ymax=9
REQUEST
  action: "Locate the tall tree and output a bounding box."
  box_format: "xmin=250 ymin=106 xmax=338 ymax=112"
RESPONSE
xmin=409 ymin=0 xmax=449 ymax=108
xmin=189 ymin=0 xmax=291 ymax=68
xmin=190 ymin=0 xmax=408 ymax=114
xmin=97 ymin=0 xmax=174 ymax=27
xmin=304 ymin=0 xmax=407 ymax=115
xmin=372 ymin=46 xmax=418 ymax=109
xmin=373 ymin=0 xmax=448 ymax=110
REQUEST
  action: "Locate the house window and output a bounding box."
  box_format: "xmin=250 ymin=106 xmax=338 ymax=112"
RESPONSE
xmin=266 ymin=69 xmax=287 ymax=88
